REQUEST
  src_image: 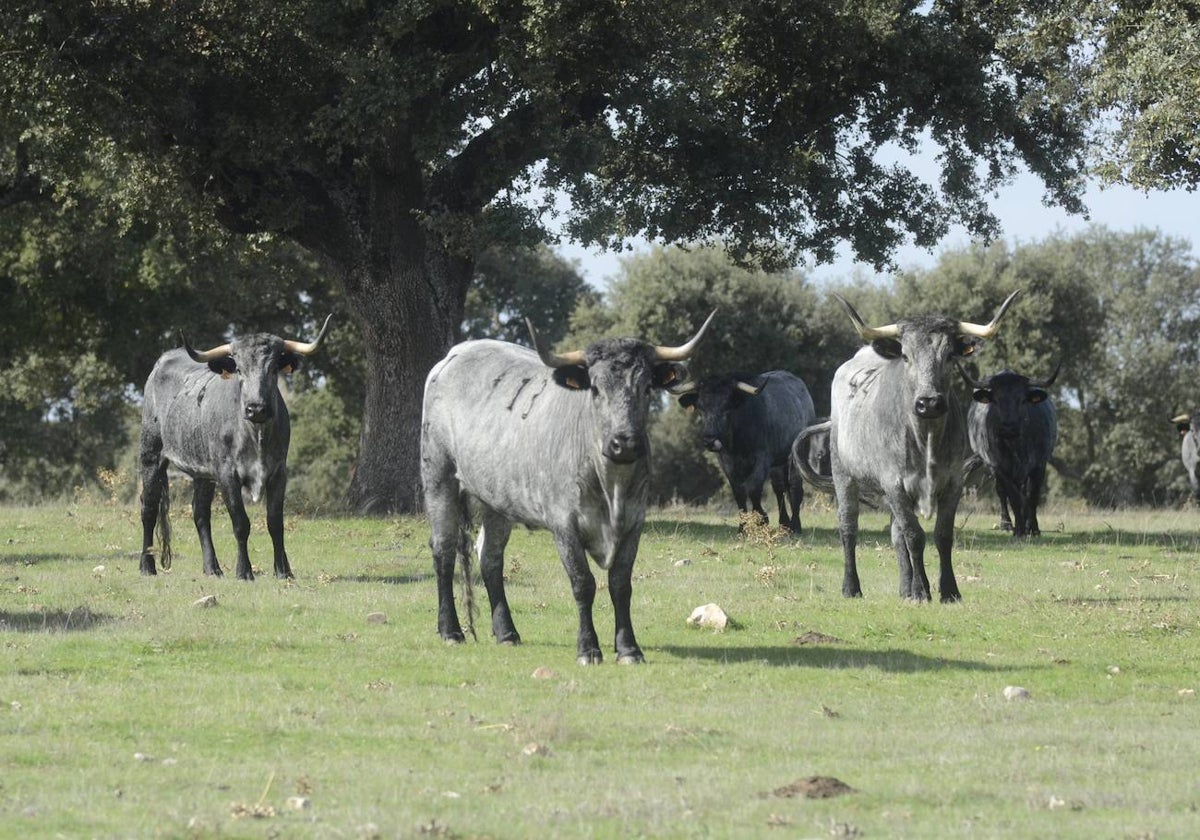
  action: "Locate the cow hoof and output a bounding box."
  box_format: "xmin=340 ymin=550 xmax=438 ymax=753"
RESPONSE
xmin=616 ymin=651 xmax=645 ymax=665
xmin=940 ymin=592 xmax=963 ymax=603
xmin=497 ymin=634 xmax=522 ymax=646
xmin=577 ymin=651 xmax=603 ymax=666
xmin=441 ymin=632 xmax=466 ymax=645
xmin=139 ymin=563 xmax=157 ymax=577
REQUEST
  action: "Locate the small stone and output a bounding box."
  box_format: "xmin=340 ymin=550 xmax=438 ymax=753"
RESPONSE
xmin=673 ymin=559 xmax=692 ymax=567
xmin=1003 ymin=686 xmax=1031 ymax=701
xmin=1107 ymin=665 xmax=1121 ymax=675
xmin=286 ymin=796 xmax=311 ymax=810
xmin=92 ymin=565 xmax=105 ymax=575
xmin=134 ymin=752 xmax=154 ymax=762
xmin=1179 ymin=688 xmax=1195 ymax=698
xmin=192 ymin=595 xmax=218 ymax=609
xmin=522 ymin=742 xmax=549 ymax=757
xmin=687 ymin=603 xmax=730 ymax=631
xmin=365 ymin=612 xmax=387 ymax=624
xmin=531 ymin=666 xmax=557 ymax=680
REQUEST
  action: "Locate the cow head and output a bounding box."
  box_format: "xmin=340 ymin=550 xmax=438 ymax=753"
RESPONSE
xmin=527 ymin=311 xmax=716 ymax=463
xmin=672 ymin=374 xmax=764 ymax=453
xmin=962 ymin=365 xmax=1060 ymax=439
xmin=1172 ymin=412 xmax=1199 ymax=440
xmin=835 ymin=290 xmax=1021 ymax=420
xmin=181 ymin=315 xmax=333 ymax=424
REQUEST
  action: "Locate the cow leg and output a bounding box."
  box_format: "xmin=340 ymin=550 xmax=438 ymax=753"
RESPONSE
xmin=477 ymin=511 xmax=519 ymax=645
xmin=934 ymin=492 xmax=962 ymax=603
xmin=730 ymin=484 xmax=752 ymax=531
xmin=217 ymin=481 xmax=255 ymax=581
xmin=424 ymin=471 xmax=466 ymax=643
xmin=834 ymin=477 xmax=862 ymax=597
xmin=891 ymin=510 xmax=930 ymax=601
xmin=192 ymin=479 xmax=223 ymax=577
xmin=264 ymin=467 xmax=293 ymax=579
xmin=553 ymin=533 xmax=602 ymax=665
xmin=1027 ymin=465 xmax=1047 ymax=537
xmin=138 ymin=442 xmax=168 ymax=576
xmin=781 ymin=464 xmax=805 ymax=533
xmin=995 ymin=485 xmax=1014 ymax=532
xmin=607 ymin=535 xmax=645 ymax=664
xmin=769 ymin=466 xmax=798 ymax=531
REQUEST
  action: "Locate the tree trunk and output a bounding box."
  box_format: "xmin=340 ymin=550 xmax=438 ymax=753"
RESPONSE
xmin=341 ymin=244 xmax=471 ymax=514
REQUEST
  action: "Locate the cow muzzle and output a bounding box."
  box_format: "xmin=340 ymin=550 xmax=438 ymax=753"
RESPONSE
xmin=913 ymin=395 xmax=948 ymax=419
xmin=604 ymin=433 xmax=645 ymax=464
xmin=702 ymin=436 xmax=723 ymax=453
xmin=244 ymin=402 xmax=274 ymax=424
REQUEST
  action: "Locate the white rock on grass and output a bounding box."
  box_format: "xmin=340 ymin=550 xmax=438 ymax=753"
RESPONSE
xmin=192 ymin=595 xmax=218 ymax=609
xmin=1003 ymin=685 xmax=1031 ymax=701
xmin=687 ymin=603 xmax=730 ymax=631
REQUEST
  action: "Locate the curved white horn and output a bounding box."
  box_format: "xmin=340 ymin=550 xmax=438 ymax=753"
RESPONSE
xmin=833 ymin=294 xmax=900 ymax=340
xmin=526 ymin=319 xmax=586 ymax=368
xmin=181 ymin=331 xmax=232 ymax=363
xmin=653 ymin=309 xmax=718 ymax=362
xmin=958 ymin=289 xmax=1022 ymax=339
xmin=282 ymin=314 xmax=334 ymax=356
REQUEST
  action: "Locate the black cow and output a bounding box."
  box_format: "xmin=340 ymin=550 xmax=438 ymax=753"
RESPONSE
xmin=962 ymin=366 xmax=1059 ymax=537
xmin=1172 ymin=412 xmax=1200 ymax=502
xmin=421 ymin=313 xmax=715 ymax=664
xmin=674 ymin=371 xmax=816 ymax=531
xmin=138 ymin=316 xmax=332 ymax=580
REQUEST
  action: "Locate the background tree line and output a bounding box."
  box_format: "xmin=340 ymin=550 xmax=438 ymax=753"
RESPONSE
xmin=4 ymin=225 xmax=1196 ymax=510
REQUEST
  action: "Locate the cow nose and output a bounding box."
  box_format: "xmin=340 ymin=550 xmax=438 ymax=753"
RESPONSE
xmin=913 ymin=395 xmax=947 ymax=419
xmin=604 ymin=433 xmax=643 ymax=463
xmin=702 ymin=435 xmax=722 ymax=453
xmin=244 ymin=402 xmax=273 ymax=423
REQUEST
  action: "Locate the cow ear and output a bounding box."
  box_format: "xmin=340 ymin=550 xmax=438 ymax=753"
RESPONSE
xmin=955 ymin=336 xmax=982 ymax=357
xmin=871 ymin=338 xmax=902 ymax=359
xmin=652 ymin=362 xmax=688 ymax=389
xmin=1179 ymin=423 xmax=1192 ymax=437
xmin=552 ymin=365 xmax=591 ymax=391
xmin=208 ymin=357 xmax=237 ymax=379
xmin=678 ymin=393 xmax=698 ymax=411
xmin=279 ymin=352 xmax=302 ymax=375
xmin=973 ymin=389 xmax=993 ymax=404
xmin=1027 ymin=388 xmax=1048 ymax=404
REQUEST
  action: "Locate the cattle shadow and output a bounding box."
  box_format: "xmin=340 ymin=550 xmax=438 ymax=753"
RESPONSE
xmin=341 ymin=572 xmax=432 ymax=586
xmin=644 ymin=519 xmax=845 ymax=547
xmin=656 ymin=642 xmax=1011 ymax=673
xmin=0 ymin=553 xmax=77 ymax=567
xmin=0 ymin=607 xmax=114 ymax=633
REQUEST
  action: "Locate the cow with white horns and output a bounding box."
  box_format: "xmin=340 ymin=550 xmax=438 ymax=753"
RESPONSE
xmin=672 ymin=371 xmax=816 ymax=532
xmin=1171 ymin=411 xmax=1200 ymax=502
xmin=962 ymin=366 xmax=1060 ymax=537
xmin=138 ymin=316 xmax=332 ymax=580
xmin=421 ymin=313 xmax=716 ymax=664
xmin=810 ymin=291 xmax=1021 ymax=601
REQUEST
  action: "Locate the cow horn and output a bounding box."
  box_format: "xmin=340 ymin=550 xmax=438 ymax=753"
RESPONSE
xmin=653 ymin=309 xmax=718 ymax=362
xmin=833 ymin=294 xmax=901 ymax=340
xmin=1030 ymin=362 xmax=1061 ymax=389
xmin=526 ymin=319 xmax=586 ymax=367
xmin=181 ymin=331 xmax=232 ymax=363
xmin=958 ymin=289 xmax=1022 ymax=339
xmin=735 ymin=380 xmax=763 ymax=396
xmin=1172 ymin=413 xmax=1192 ymax=424
xmin=954 ymin=361 xmax=987 ymax=390
xmin=283 ymin=314 xmax=334 ymax=356
xmin=667 ymin=380 xmax=697 ymax=396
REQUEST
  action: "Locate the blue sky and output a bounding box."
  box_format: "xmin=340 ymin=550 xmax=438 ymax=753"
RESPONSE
xmin=556 ymin=171 xmax=1199 ymax=288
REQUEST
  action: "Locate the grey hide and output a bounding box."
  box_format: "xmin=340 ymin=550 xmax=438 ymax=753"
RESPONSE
xmin=964 ymin=367 xmax=1059 ymax=537
xmin=1173 ymin=411 xmax=1200 ymax=501
xmin=828 ymin=291 xmax=1020 ymax=602
xmin=138 ymin=316 xmax=331 ymax=580
xmin=421 ymin=313 xmax=714 ymax=665
xmin=676 ymin=371 xmax=816 ymax=532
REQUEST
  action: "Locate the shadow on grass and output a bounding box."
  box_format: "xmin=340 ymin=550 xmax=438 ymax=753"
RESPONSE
xmin=0 ymin=553 xmax=77 ymax=566
xmin=657 ymin=643 xmax=1009 ymax=673
xmin=341 ymin=573 xmax=431 ymax=586
xmin=0 ymin=607 xmax=114 ymax=632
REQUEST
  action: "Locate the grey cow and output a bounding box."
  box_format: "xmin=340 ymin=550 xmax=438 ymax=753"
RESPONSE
xmin=674 ymin=371 xmax=816 ymax=532
xmin=421 ymin=313 xmax=715 ymax=664
xmin=1171 ymin=412 xmax=1200 ymax=502
xmin=963 ymin=366 xmax=1059 ymax=537
xmin=138 ymin=316 xmax=332 ymax=580
xmin=820 ymin=290 xmax=1021 ymax=601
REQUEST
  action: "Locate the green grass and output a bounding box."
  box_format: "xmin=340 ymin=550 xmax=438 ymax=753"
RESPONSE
xmin=2 ymin=498 xmax=1199 ymax=838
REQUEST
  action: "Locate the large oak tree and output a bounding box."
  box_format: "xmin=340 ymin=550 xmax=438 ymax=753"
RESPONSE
xmin=3 ymin=1 xmax=1092 ymax=512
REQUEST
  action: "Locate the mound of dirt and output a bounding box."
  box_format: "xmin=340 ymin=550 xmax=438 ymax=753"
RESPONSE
xmin=770 ymin=776 xmax=856 ymax=799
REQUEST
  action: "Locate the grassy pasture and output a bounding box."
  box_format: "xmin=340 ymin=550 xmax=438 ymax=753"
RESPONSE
xmin=2 ymin=497 xmax=1199 ymax=839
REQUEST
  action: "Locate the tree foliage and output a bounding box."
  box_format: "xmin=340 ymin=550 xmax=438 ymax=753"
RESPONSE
xmin=2 ymin=0 xmax=1098 ymax=511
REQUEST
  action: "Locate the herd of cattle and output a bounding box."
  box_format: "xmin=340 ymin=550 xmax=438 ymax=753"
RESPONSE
xmin=133 ymin=292 xmax=1198 ymax=663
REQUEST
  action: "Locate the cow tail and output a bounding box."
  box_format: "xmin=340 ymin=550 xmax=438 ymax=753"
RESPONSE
xmin=157 ymin=488 xmax=173 ymax=571
xmin=456 ymin=501 xmax=477 ymax=641
xmin=794 ymin=420 xmax=835 ymax=494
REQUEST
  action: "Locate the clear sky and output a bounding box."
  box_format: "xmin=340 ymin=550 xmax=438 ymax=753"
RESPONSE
xmin=556 ymin=170 xmax=1199 ymax=288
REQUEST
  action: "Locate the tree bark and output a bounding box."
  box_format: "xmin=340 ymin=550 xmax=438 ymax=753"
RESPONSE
xmin=340 ymin=232 xmax=472 ymax=514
